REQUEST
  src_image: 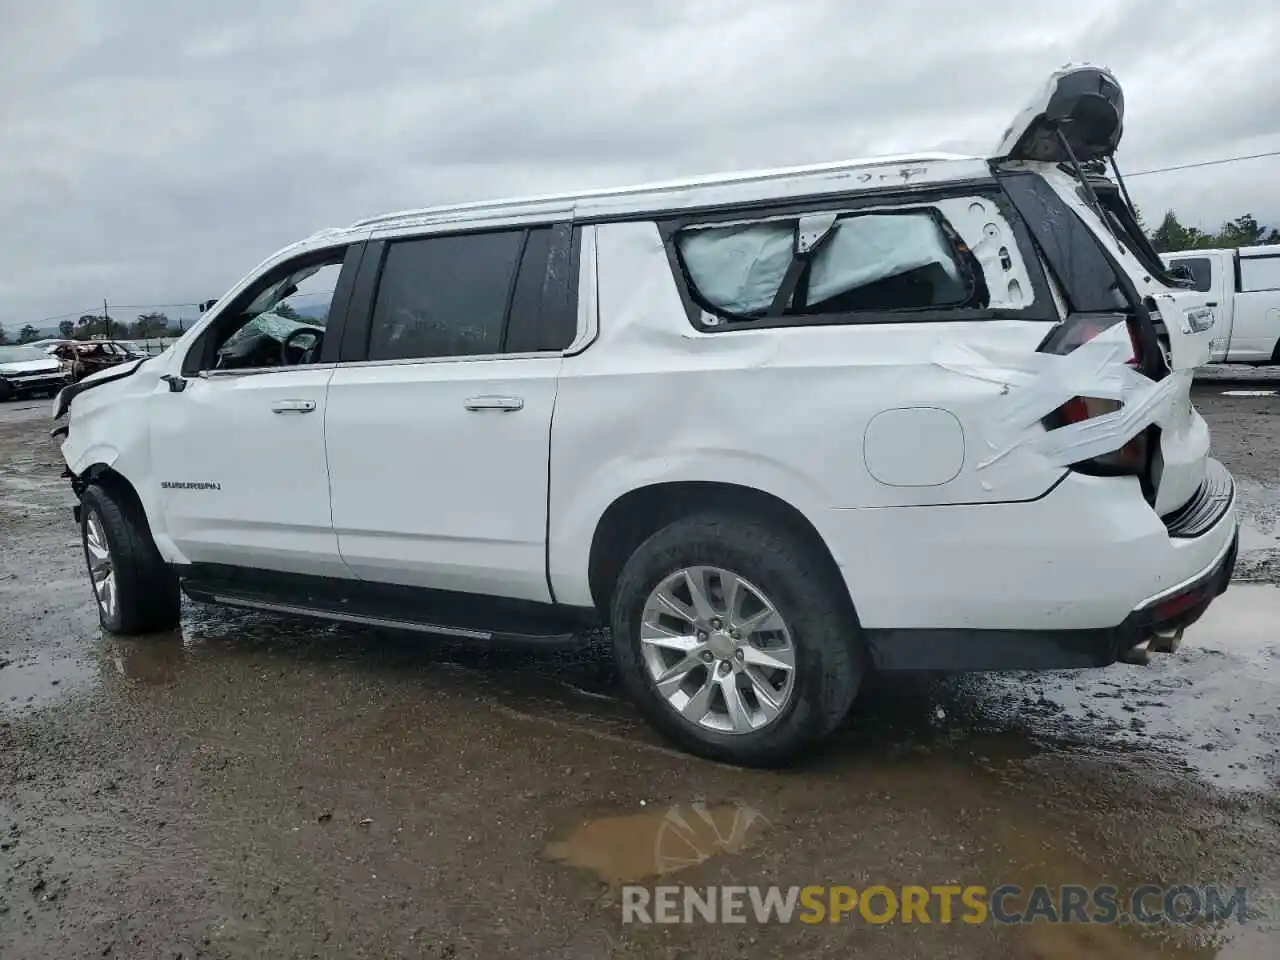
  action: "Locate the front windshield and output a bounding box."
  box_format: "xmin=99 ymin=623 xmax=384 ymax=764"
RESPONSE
xmin=0 ymin=346 xmax=49 ymax=364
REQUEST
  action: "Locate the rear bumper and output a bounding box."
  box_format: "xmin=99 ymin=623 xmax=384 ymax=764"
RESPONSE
xmin=865 ymin=526 xmax=1237 ymax=672
xmin=846 ymin=458 xmax=1239 ymax=672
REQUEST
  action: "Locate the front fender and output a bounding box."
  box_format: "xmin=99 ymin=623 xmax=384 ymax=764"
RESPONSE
xmin=65 ymin=441 xmax=120 ymax=477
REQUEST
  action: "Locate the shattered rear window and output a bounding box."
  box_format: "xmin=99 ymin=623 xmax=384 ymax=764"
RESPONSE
xmin=675 ymin=210 xmax=983 ymax=321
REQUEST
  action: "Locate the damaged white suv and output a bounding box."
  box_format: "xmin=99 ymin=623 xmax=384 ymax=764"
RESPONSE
xmin=54 ymin=65 xmax=1237 ymax=766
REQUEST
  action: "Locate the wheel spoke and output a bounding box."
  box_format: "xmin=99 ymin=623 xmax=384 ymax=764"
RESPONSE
xmin=679 ymin=674 xmax=716 ymax=724
xmin=101 ymin=572 xmax=116 ymax=617
xmin=718 ymin=675 xmax=753 ymax=733
xmin=741 ymin=644 xmax=794 ymax=673
xmin=734 ymin=604 xmax=786 ymax=637
xmin=720 ymin=572 xmax=740 ymax=623
xmin=640 ymin=620 xmax=702 ymax=653
xmin=655 ymin=655 xmax=704 ymax=698
xmin=653 ymin=585 xmax=697 ymax=626
xmin=86 ymin=537 xmax=108 ymax=563
xmin=682 ymin=568 xmax=717 ymax=623
xmin=746 ymin=667 xmax=784 ymax=720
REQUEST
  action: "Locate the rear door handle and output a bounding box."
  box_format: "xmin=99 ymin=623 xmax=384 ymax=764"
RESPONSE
xmin=271 ymin=399 xmax=317 ymax=414
xmin=464 ymin=396 xmax=523 ymax=412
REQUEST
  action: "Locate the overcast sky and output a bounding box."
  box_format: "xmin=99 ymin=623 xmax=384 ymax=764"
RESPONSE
xmin=2 ymin=0 xmax=1278 ymax=330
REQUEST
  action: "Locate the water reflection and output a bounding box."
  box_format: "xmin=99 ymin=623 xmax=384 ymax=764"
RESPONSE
xmin=101 ymin=630 xmax=188 ymax=684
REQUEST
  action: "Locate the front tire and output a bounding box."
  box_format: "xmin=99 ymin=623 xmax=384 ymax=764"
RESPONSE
xmin=80 ymin=483 xmax=181 ymax=635
xmin=611 ymin=513 xmax=863 ymax=767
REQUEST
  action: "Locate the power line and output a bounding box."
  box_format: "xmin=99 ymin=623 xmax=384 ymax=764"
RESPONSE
xmin=103 ymin=302 xmax=203 ymax=309
xmin=1127 ymin=150 xmax=1280 ymax=178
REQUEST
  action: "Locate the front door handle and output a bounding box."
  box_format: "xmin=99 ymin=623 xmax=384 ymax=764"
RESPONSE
xmin=464 ymin=396 xmax=523 ymax=412
xmin=271 ymin=399 xmax=317 ymax=414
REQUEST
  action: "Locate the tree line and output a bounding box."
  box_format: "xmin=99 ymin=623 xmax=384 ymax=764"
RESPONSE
xmin=0 ymin=311 xmax=184 ymax=346
xmin=1149 ymin=211 xmax=1280 ymax=253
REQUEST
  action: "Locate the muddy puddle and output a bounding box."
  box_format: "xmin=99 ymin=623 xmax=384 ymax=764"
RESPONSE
xmin=964 ymin=584 xmax=1280 ymax=791
xmin=545 ymin=803 xmax=769 ymax=883
xmin=538 ymin=784 xmax=1264 ymax=958
xmin=0 ymin=646 xmax=95 ymax=713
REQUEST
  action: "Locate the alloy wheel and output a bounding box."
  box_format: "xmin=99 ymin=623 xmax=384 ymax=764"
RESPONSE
xmin=84 ymin=511 xmax=117 ymax=621
xmin=639 ymin=566 xmax=796 ymax=735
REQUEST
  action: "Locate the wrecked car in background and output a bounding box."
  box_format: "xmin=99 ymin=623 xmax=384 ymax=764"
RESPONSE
xmin=53 ymin=340 xmax=148 ymax=384
xmin=53 ymin=63 xmax=1238 ymax=768
xmin=0 ymin=345 xmax=68 ymax=401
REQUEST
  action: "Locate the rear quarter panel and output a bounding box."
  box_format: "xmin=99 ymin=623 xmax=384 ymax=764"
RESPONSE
xmin=547 ymin=220 xmax=1064 ymax=606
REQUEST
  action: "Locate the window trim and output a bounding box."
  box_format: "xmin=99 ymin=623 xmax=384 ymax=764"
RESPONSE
xmin=339 ymin=221 xmax=582 ymax=365
xmin=655 ymin=184 xmax=1057 ymax=332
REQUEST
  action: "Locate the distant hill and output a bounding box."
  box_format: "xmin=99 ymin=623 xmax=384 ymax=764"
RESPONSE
xmin=291 ymin=303 xmax=329 ymax=321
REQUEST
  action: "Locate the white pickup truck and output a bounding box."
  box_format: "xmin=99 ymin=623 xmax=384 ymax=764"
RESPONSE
xmin=1162 ymin=245 xmax=1280 ymax=364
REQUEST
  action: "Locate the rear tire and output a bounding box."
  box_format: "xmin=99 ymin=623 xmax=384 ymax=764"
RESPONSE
xmin=610 ymin=512 xmax=863 ymax=767
xmin=80 ymin=483 xmax=181 ymax=635
xmin=0 ymin=381 xmax=13 ymax=402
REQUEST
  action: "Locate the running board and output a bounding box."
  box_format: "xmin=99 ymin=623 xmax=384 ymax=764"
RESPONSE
xmin=178 ymin=567 xmax=594 ymax=646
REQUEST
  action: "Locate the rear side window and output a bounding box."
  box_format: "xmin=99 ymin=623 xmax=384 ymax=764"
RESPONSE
xmin=676 ymin=210 xmax=982 ymax=321
xmin=365 ymin=225 xmax=577 ymax=361
xmin=1240 ymin=255 xmax=1280 ymax=293
xmin=1167 ymin=257 xmax=1212 ymax=292
xmin=368 ymin=231 xmax=524 ymax=361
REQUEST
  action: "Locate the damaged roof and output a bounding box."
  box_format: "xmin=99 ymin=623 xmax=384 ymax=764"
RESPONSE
xmin=305 ymin=153 xmax=993 ymax=245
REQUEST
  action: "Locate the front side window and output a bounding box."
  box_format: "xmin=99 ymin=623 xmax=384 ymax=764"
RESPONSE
xmin=1167 ymin=257 xmax=1213 ymax=293
xmin=1240 ymin=255 xmax=1280 ymax=293
xmin=675 ymin=210 xmax=983 ymax=323
xmin=368 ymin=231 xmax=524 ymax=362
xmin=198 ymin=253 xmax=347 ymax=372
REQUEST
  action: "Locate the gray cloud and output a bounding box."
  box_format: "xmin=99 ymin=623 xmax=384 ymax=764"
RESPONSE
xmin=2 ymin=0 xmax=1278 ymax=329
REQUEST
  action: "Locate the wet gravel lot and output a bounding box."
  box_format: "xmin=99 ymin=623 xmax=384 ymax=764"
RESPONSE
xmin=1 ymin=378 xmax=1278 ymax=959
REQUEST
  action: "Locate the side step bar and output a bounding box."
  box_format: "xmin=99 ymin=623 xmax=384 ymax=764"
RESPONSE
xmin=180 ymin=575 xmax=593 ymax=646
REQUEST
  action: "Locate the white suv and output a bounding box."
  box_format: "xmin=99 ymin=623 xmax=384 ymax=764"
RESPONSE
xmin=54 ymin=65 xmax=1237 ymax=766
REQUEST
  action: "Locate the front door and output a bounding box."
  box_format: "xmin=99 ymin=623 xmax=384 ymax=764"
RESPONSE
xmin=148 ymin=366 xmax=342 ymax=576
xmin=148 ymin=248 xmax=359 ymax=578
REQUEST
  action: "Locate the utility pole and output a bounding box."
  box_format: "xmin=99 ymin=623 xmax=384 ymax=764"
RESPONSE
xmin=102 ymin=298 xmax=109 ymax=339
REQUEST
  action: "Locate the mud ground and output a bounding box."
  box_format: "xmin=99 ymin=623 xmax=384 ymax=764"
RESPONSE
xmin=1 ymin=380 xmax=1278 ymax=959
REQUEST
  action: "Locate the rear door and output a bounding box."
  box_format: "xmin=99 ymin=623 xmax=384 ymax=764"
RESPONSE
xmin=324 ymin=222 xmax=578 ymax=601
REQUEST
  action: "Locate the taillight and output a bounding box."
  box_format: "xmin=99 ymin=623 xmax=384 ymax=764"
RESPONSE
xmin=1041 ymin=314 xmax=1149 ymax=475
